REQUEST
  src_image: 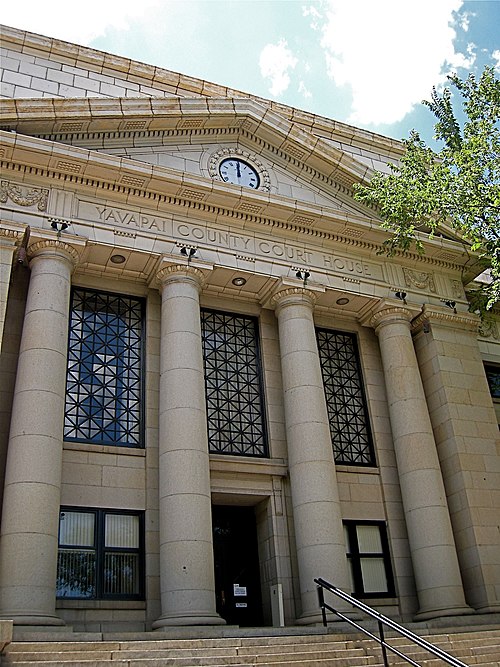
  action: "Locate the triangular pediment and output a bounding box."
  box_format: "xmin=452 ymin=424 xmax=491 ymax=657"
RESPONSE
xmin=0 ymin=97 xmax=381 ymax=216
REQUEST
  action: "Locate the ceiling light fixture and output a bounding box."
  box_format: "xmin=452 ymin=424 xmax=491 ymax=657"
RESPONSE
xmin=110 ymin=254 xmax=126 ymax=264
xmin=336 ymin=297 xmax=349 ymax=306
xmin=232 ymin=277 xmax=247 ymax=287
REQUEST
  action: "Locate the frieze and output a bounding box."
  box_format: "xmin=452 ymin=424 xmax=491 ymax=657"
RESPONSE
xmin=77 ymin=200 xmax=384 ymax=283
xmin=0 ymin=181 xmax=48 ymax=211
xmin=403 ymin=267 xmax=436 ymax=292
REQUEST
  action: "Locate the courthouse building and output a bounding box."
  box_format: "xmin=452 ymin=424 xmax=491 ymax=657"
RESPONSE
xmin=0 ymin=25 xmax=499 ymax=633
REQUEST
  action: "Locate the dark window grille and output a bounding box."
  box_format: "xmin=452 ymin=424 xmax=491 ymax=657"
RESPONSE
xmin=316 ymin=329 xmax=375 ymax=465
xmin=64 ymin=289 xmax=144 ymax=448
xmin=201 ymin=309 xmax=268 ymax=457
xmin=56 ymin=508 xmax=144 ymax=600
xmin=344 ymin=521 xmax=395 ymax=598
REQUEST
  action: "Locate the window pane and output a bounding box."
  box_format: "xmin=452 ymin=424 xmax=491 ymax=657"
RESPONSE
xmin=64 ymin=289 xmax=144 ymax=447
xmin=57 ymin=549 xmax=96 ymax=598
xmin=360 ymin=558 xmax=388 ymax=593
xmin=357 ymin=525 xmax=383 ymax=553
xmin=59 ymin=511 xmax=95 ymax=547
xmin=104 ymin=553 xmax=139 ymax=595
xmin=105 ymin=514 xmax=139 ymax=548
xmin=201 ymin=310 xmax=267 ymax=457
xmin=316 ymin=329 xmax=374 ymax=465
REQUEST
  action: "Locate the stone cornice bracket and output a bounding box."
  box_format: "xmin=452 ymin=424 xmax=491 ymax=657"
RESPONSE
xmin=411 ymin=303 xmax=480 ymax=335
xmin=28 ymin=238 xmax=82 ymax=270
xmin=155 ymin=256 xmax=213 ymax=293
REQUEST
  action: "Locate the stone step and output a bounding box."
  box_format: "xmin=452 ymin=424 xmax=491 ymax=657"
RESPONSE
xmin=2 ymin=628 xmax=499 ymax=667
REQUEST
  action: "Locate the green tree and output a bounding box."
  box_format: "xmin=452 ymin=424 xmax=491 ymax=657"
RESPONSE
xmin=354 ymin=66 xmax=500 ymax=310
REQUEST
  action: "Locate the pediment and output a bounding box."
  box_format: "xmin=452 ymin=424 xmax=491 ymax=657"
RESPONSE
xmin=0 ymin=97 xmax=378 ymax=218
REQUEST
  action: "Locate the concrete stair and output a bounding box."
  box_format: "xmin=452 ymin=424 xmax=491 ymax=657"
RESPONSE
xmin=1 ymin=627 xmax=499 ymax=666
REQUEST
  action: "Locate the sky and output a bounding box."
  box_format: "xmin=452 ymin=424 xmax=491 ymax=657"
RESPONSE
xmin=1 ymin=0 xmax=499 ymax=144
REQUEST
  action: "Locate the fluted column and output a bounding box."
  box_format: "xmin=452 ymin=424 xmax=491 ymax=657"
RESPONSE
xmin=153 ymin=263 xmax=223 ymax=628
xmin=371 ymin=301 xmax=472 ymax=620
xmin=272 ymin=287 xmax=351 ymax=624
xmin=0 ymin=240 xmax=79 ymax=625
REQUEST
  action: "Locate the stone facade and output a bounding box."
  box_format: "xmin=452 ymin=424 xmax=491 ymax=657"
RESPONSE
xmin=0 ymin=25 xmax=499 ymax=633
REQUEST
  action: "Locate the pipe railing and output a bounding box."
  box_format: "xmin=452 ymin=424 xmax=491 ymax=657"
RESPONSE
xmin=314 ymin=577 xmax=469 ymax=667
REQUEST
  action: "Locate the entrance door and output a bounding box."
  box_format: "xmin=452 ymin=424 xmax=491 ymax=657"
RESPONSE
xmin=212 ymin=505 xmax=263 ymax=626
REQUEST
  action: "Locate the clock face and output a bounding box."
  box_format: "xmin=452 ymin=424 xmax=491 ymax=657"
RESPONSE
xmin=219 ymin=158 xmax=260 ymax=189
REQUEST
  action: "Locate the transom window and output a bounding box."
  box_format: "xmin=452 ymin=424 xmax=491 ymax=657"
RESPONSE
xmin=316 ymin=329 xmax=375 ymax=466
xmin=56 ymin=508 xmax=144 ymax=599
xmin=201 ymin=309 xmax=268 ymax=457
xmin=64 ymin=289 xmax=144 ymax=448
xmin=344 ymin=521 xmax=395 ymax=598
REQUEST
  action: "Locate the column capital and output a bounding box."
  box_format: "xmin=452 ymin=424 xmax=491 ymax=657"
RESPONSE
xmin=412 ymin=303 xmax=480 ymax=334
xmin=270 ymin=286 xmax=318 ymax=314
xmin=156 ymin=263 xmax=208 ymax=291
xmin=28 ymin=239 xmax=81 ymax=268
xmin=366 ymin=299 xmax=419 ymax=334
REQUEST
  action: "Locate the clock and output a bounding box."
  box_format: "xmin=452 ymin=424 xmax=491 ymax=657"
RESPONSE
xmin=219 ymin=158 xmax=260 ymax=189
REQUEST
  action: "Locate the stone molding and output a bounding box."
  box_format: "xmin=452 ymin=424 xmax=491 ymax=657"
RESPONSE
xmin=403 ymin=267 xmax=436 ymax=293
xmin=412 ymin=304 xmax=480 ymax=334
xmin=366 ymin=301 xmax=416 ymax=333
xmin=0 ymin=227 xmax=22 ymax=243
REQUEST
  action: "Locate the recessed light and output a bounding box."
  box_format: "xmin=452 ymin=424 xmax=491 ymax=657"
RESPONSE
xmin=336 ymin=297 xmax=349 ymax=305
xmin=232 ymin=277 xmax=247 ymax=287
xmin=110 ymin=254 xmax=126 ymax=264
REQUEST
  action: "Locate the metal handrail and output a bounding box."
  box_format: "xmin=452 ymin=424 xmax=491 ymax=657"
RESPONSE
xmin=314 ymin=577 xmax=469 ymax=667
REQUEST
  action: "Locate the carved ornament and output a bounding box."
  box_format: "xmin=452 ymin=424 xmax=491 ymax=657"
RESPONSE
xmin=28 ymin=239 xmax=80 ymax=265
xmin=0 ymin=181 xmax=49 ymax=211
xmin=403 ymin=267 xmax=436 ymax=292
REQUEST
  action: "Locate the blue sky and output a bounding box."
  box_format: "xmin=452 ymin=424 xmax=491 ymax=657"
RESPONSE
xmin=1 ymin=1 xmax=499 ymax=144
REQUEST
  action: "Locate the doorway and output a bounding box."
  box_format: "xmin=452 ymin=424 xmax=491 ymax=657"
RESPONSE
xmin=212 ymin=505 xmax=263 ymax=626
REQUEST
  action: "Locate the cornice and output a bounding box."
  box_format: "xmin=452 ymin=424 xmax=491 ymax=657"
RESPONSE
xmin=412 ymin=304 xmax=480 ymax=334
xmin=0 ymin=151 xmax=471 ymax=276
xmin=0 ymin=24 xmax=404 ymax=158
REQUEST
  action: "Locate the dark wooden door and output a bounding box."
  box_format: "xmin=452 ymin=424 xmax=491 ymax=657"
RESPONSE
xmin=212 ymin=505 xmax=263 ymax=626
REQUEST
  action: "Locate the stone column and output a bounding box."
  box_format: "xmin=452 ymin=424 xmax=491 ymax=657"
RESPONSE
xmin=153 ymin=263 xmax=223 ymax=628
xmin=0 ymin=240 xmax=79 ymax=626
xmin=272 ymin=287 xmax=351 ymax=624
xmin=371 ymin=301 xmax=471 ymax=620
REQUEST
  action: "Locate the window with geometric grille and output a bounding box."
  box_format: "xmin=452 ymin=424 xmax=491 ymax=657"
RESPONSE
xmin=64 ymin=289 xmax=144 ymax=448
xmin=344 ymin=521 xmax=395 ymax=598
xmin=316 ymin=329 xmax=375 ymax=465
xmin=484 ymin=363 xmax=500 ymax=428
xmin=56 ymin=507 xmax=144 ymax=599
xmin=201 ymin=309 xmax=268 ymax=457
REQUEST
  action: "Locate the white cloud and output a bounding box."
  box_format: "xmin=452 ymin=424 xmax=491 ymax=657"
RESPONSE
xmin=259 ymin=40 xmax=298 ymax=97
xmin=0 ymin=0 xmax=159 ymax=44
xmin=298 ymin=81 xmax=312 ymax=99
xmin=318 ymin=0 xmax=472 ymax=126
xmin=493 ymin=50 xmax=500 ymax=73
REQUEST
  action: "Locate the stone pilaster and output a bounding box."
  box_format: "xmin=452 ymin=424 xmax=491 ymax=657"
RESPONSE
xmin=0 ymin=240 xmax=79 ymax=626
xmin=413 ymin=305 xmax=500 ymax=613
xmin=271 ymin=286 xmax=351 ymax=624
xmin=153 ymin=263 xmax=224 ymax=628
xmin=371 ymin=300 xmax=472 ymax=620
xmin=0 ymin=226 xmax=23 ymax=347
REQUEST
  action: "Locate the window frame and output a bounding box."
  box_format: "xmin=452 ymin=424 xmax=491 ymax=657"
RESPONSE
xmin=201 ymin=308 xmax=269 ymax=458
xmin=343 ymin=520 xmax=395 ymax=599
xmin=57 ymin=507 xmax=145 ymax=601
xmin=64 ymin=288 xmax=146 ymax=449
xmin=316 ymin=328 xmax=376 ymax=466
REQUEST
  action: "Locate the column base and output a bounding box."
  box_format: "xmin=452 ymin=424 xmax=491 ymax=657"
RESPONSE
xmin=152 ymin=611 xmax=226 ymax=628
xmin=413 ymin=605 xmax=474 ymax=622
xmin=0 ymin=613 xmax=65 ymax=626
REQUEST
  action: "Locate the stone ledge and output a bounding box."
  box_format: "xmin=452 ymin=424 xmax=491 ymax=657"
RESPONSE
xmin=0 ymin=620 xmax=13 ymax=652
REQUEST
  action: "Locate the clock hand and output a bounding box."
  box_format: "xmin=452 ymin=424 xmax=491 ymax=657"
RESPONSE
xmin=236 ymin=161 xmax=241 ymax=178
